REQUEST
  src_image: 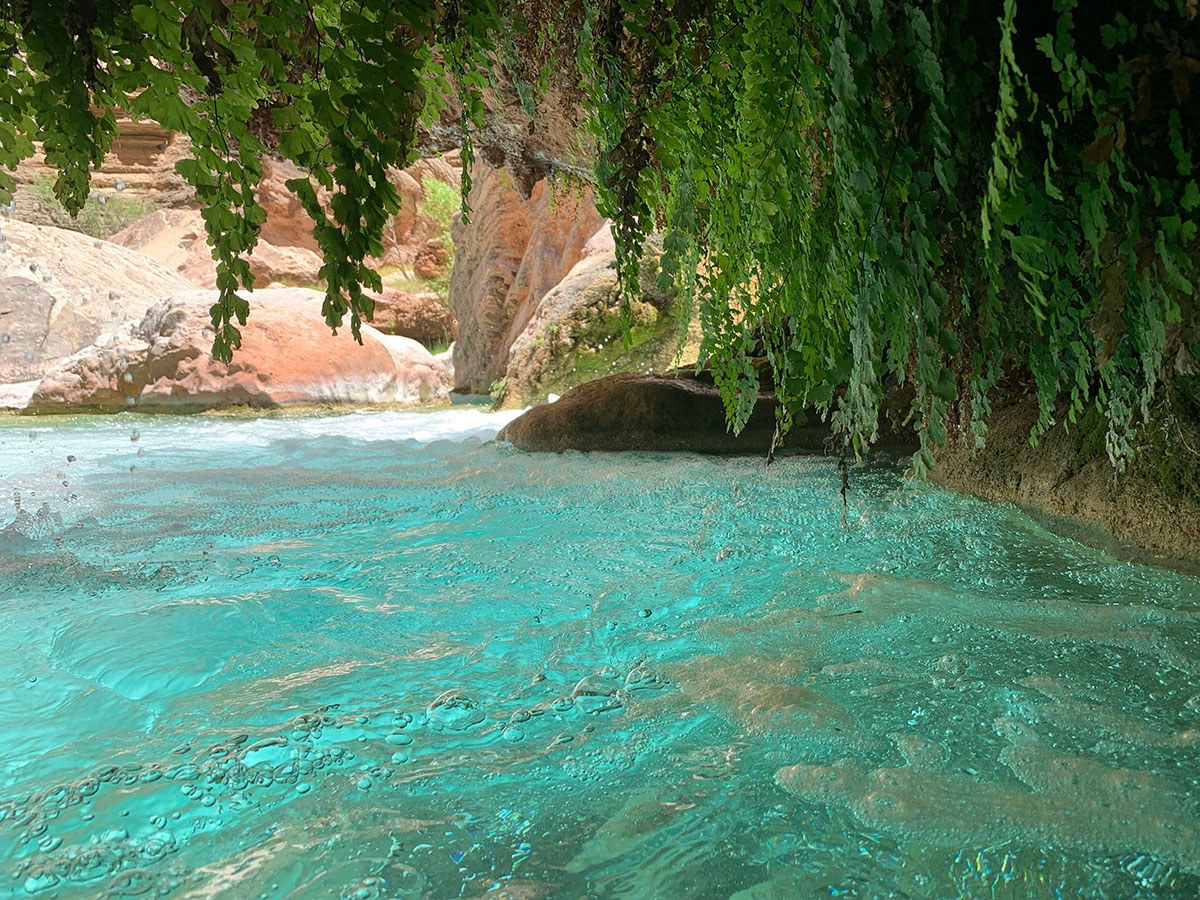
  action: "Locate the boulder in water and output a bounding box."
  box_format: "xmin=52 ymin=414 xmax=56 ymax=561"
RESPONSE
xmin=497 ymin=371 xmax=789 ymax=453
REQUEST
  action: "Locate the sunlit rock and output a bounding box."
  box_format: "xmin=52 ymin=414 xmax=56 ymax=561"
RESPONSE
xmin=27 ymin=289 xmax=449 ymax=412
xmin=0 ymin=221 xmax=189 ymax=384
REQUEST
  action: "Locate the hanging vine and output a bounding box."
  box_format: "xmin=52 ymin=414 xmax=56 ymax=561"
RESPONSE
xmin=0 ymin=0 xmax=1195 ymax=470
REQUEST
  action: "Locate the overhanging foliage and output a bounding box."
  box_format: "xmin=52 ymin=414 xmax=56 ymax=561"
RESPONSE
xmin=0 ymin=1 xmax=1196 ymax=469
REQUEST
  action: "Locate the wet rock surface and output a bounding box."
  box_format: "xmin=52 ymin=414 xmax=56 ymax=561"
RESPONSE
xmin=931 ymin=396 xmax=1200 ymax=570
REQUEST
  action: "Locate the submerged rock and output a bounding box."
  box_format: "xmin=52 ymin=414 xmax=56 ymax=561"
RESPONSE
xmin=28 ymin=288 xmax=449 ymax=413
xmin=776 ymin=734 xmax=1200 ymax=877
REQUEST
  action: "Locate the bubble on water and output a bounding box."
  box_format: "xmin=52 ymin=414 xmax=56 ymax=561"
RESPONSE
xmin=337 ymin=865 xmax=424 ymax=900
xmin=390 ymin=751 xmax=410 ymax=764
xmin=267 ymin=554 xmax=280 ymax=566
xmin=425 ymin=690 xmax=484 ymax=732
xmin=130 ymin=429 xmax=140 ymax=442
xmin=384 ymin=732 xmax=413 ymax=746
xmin=1121 ymin=854 xmax=1178 ymax=890
xmin=295 ymin=782 xmax=311 ymax=794
xmin=23 ymin=872 xmax=58 ymax=894
xmin=624 ymin=665 xmax=666 ymax=692
xmin=571 ymin=675 xmax=624 ymax=714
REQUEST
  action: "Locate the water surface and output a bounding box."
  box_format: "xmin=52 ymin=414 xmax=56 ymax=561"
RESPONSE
xmin=1 ymin=410 xmax=1198 ymax=898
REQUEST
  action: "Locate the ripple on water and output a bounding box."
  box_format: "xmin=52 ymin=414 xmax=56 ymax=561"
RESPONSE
xmin=1 ymin=412 xmax=1199 ymax=897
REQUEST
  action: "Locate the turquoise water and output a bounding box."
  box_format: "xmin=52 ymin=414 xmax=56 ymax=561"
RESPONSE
xmin=1 ymin=410 xmax=1199 ymax=899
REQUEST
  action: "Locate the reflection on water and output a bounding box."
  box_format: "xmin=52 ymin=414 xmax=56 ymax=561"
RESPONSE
xmin=1 ymin=410 xmax=1198 ymax=898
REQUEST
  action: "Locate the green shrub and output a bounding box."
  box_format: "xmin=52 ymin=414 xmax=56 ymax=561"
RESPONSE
xmin=26 ymin=177 xmax=156 ymax=239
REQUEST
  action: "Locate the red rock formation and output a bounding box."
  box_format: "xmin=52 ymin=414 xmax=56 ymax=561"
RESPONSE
xmin=366 ymin=288 xmax=456 ymax=345
xmin=256 ymin=155 xmax=459 ymax=267
xmin=29 ymin=289 xmax=449 ymax=412
xmin=448 ymin=162 xmax=604 ymax=391
xmin=15 ymin=114 xmax=192 ymax=202
xmin=111 ymin=209 xmax=324 ymax=288
xmin=111 ymin=154 xmax=460 ymax=290
xmin=412 ymin=240 xmax=450 ymax=280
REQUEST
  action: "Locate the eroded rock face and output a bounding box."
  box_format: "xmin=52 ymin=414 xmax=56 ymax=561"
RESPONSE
xmin=29 ymin=289 xmax=449 ymax=413
xmin=366 ymin=289 xmax=456 ymax=345
xmin=412 ymin=240 xmax=450 ymax=280
xmin=501 ymin=230 xmax=700 ymax=405
xmin=112 ymin=208 xmax=322 ymax=288
xmin=246 ymin=242 xmax=324 ymax=287
xmin=0 ymin=221 xmax=191 ymax=383
xmin=256 ymin=156 xmax=459 ymax=268
xmin=106 ymin=210 xmax=215 ymax=287
xmin=111 ymin=155 xmax=459 ymax=290
xmin=15 ymin=115 xmax=192 ymax=201
xmin=449 ymin=163 xmax=605 ymax=392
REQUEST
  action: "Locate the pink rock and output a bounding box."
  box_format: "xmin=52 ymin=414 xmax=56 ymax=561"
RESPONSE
xmin=30 ymin=288 xmax=449 ymax=412
xmin=449 ymin=163 xmax=605 ymax=392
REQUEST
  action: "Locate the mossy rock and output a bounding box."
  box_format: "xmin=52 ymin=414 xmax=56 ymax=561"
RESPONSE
xmin=501 ymin=236 xmax=700 ymax=406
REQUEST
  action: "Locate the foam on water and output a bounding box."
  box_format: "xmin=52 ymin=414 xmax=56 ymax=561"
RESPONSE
xmin=0 ymin=411 xmax=1198 ymax=898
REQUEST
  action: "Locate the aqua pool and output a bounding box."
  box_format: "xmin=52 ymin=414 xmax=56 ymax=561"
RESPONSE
xmin=1 ymin=410 xmax=1198 ymax=898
